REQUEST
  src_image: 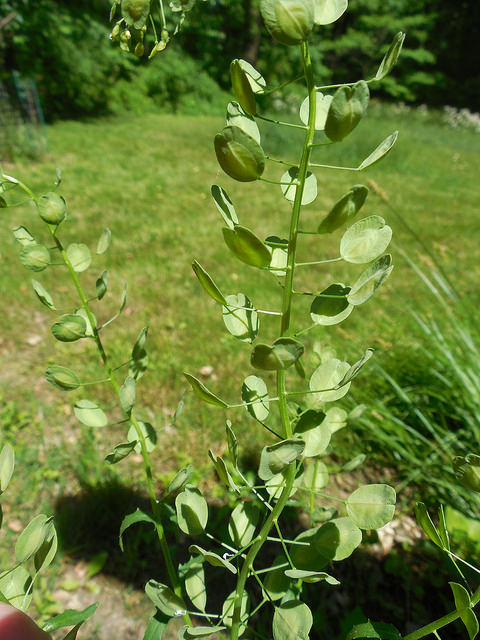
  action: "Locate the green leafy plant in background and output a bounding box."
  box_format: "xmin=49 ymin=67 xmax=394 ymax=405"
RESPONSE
xmin=1 ymin=1 xmax=479 ymax=640
xmin=348 ymin=182 xmax=480 ymax=516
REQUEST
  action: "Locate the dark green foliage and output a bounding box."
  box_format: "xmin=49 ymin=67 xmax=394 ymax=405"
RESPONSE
xmin=0 ymin=0 xmax=226 ymax=119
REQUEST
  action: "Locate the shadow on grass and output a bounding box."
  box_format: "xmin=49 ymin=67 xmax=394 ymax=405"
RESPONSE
xmin=54 ymin=480 xmax=474 ymax=640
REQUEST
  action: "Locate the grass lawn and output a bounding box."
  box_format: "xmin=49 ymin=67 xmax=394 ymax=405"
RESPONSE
xmin=0 ymin=104 xmax=479 ymax=635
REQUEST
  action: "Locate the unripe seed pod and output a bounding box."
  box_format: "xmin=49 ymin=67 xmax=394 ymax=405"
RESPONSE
xmin=214 ymin=126 xmax=265 ymax=182
xmin=260 ymin=0 xmax=315 ymax=46
xmin=324 ymin=80 xmax=369 ymax=142
xmin=134 ymin=42 xmax=144 ymax=56
xmin=121 ymin=0 xmax=151 ymax=29
xmin=110 ymin=23 xmax=120 ymax=40
xmin=230 ymin=59 xmax=256 ymax=115
xmin=37 ymin=192 xmax=67 ymax=225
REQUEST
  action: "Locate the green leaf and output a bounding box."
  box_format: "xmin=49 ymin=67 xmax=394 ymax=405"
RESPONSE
xmin=211 ymin=185 xmax=239 ymax=229
xmin=290 ymin=518 xmax=362 ymax=569
xmin=414 ymin=502 xmax=444 ymax=549
xmin=37 ymin=192 xmax=67 ymax=225
xmin=238 ymin=59 xmax=266 ymax=94
xmin=242 ymin=375 xmax=270 ymax=422
xmin=340 ymin=216 xmax=392 ymax=264
xmin=357 ymin=132 xmax=398 ymax=171
xmin=192 ymin=260 xmax=227 ymax=305
xmin=309 ymin=357 xmax=351 ymax=402
xmin=185 ymin=627 xmax=226 ymax=638
xmin=325 ymin=81 xmax=369 ymax=142
xmin=119 ymin=508 xmax=156 ymax=552
xmin=104 ymin=441 xmax=137 ymax=465
xmin=313 ymin=0 xmax=348 ymax=25
xmin=347 ymin=254 xmax=393 ymax=305
xmin=318 ymin=184 xmax=369 ymax=234
xmin=437 ymin=505 xmax=450 ymax=550
xmin=221 ymin=590 xmax=248 ymax=632
xmin=310 ymin=283 xmax=353 ymax=326
xmin=184 ymin=560 xmax=206 ymax=611
xmin=337 ymin=348 xmax=374 ymax=387
xmin=130 ymin=327 xmax=148 ymax=380
xmin=184 ymin=373 xmax=229 ymax=408
xmin=260 ymin=0 xmax=315 ymax=46
xmin=45 ymin=365 xmax=81 ymax=391
xmin=284 ymin=569 xmax=339 ymax=585
xmin=0 ymin=195 xmax=7 ymax=208
xmin=263 ymin=555 xmax=291 ymax=601
xmin=375 ymin=32 xmax=406 ymax=81
xmin=96 ymin=228 xmax=111 ymax=254
xmin=228 ymin=502 xmax=260 ymax=547
xmin=258 ymin=439 xmax=305 ymax=481
xmin=281 ymin=167 xmax=317 ymax=205
xmin=34 ymin=520 xmax=57 ymax=573
xmin=214 ymin=126 xmax=265 ymax=182
xmin=168 ymin=465 xmax=194 ymax=495
xmin=15 ymin=514 xmax=51 ymax=563
xmin=127 ymin=421 xmax=157 ymax=453
xmin=230 ymin=60 xmax=256 ymax=115
xmin=74 ymin=400 xmax=108 ymax=428
xmin=273 ymin=600 xmax=313 ymax=640
xmin=0 ymin=444 xmax=14 ymax=494
xmin=346 ymin=484 xmax=396 ymax=529
xmin=189 ymin=545 xmax=237 ymax=574
xmin=13 ymin=226 xmax=35 ymax=246
xmin=145 ymin=579 xmax=186 ymax=617
xmin=61 ymin=623 xmax=83 ymax=640
xmin=120 ymin=376 xmax=136 ymax=414
xmin=223 ymin=225 xmax=271 ymax=268
xmin=0 ymin=566 xmax=32 ymax=609
xmin=346 ymin=620 xmax=402 ymax=640
xmin=96 ymin=270 xmax=108 ymax=300
xmin=51 ymin=314 xmax=87 ymax=342
xmin=209 ymin=450 xmax=240 ymax=492
xmin=32 ymin=279 xmax=55 ymax=310
xmin=299 ymin=91 xmax=333 ymax=130
xmin=143 ymin=611 xmax=170 ymax=640
xmin=66 ymin=243 xmax=92 ymax=273
xmin=450 ymin=582 xmax=479 ymax=640
xmin=295 ymin=410 xmax=330 ymax=457
xmin=251 ymin=337 xmax=304 ymax=371
xmin=176 ymin=486 xmax=208 ymax=535
xmin=86 ymin=551 xmax=108 ymax=579
xmin=343 ymin=454 xmax=366 ymax=472
xmin=223 ymin=293 xmax=259 ymax=343
xmin=226 ymin=421 xmax=238 ymax=468
xmin=20 ymin=243 xmax=50 ymax=271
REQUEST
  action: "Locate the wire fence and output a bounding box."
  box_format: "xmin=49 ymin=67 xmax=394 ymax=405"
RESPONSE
xmin=0 ymin=71 xmax=48 ymax=161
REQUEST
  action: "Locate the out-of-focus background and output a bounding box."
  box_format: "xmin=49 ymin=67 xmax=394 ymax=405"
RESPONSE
xmin=0 ymin=1 xmax=479 ymax=639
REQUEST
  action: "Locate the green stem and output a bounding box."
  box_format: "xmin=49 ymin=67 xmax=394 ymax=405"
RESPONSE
xmin=403 ymin=585 xmax=480 ymax=640
xmin=12 ymin=177 xmax=188 ymax=622
xmin=257 ymin=114 xmax=307 ymax=130
xmin=229 ymin=39 xmax=317 ymax=640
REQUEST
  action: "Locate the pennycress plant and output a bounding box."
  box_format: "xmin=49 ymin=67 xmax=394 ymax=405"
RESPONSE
xmin=109 ymin=0 xmax=206 ymax=57
xmin=1 ymin=2 xmax=478 ymax=640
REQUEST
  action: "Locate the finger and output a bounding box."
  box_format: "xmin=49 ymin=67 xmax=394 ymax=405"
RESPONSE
xmin=0 ymin=602 xmax=50 ymax=640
